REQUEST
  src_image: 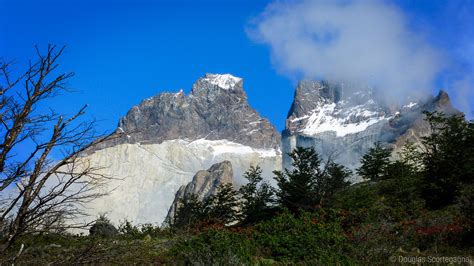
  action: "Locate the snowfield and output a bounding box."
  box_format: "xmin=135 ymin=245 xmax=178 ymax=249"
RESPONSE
xmin=300 ymin=102 xmax=388 ymax=137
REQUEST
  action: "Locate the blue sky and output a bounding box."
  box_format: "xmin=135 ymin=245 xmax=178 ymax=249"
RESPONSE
xmin=1 ymin=0 xmax=472 ymax=135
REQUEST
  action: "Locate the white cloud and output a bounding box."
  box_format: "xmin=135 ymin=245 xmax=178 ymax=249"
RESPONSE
xmin=452 ymin=77 xmax=474 ymax=118
xmin=248 ymin=0 xmax=446 ymax=102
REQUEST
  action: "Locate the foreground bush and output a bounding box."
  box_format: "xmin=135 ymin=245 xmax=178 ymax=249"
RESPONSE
xmin=168 ymin=228 xmax=254 ymax=265
xmin=168 ymin=210 xmax=353 ymax=264
xmin=253 ymin=210 xmax=351 ymax=263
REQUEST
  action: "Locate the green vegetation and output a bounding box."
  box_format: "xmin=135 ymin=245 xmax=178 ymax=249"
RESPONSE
xmin=169 ymin=183 xmax=241 ymax=230
xmin=238 ymin=166 xmax=275 ymax=225
xmin=356 ymin=142 xmax=392 ymax=181
xmin=274 ymin=146 xmax=351 ymax=212
xmin=1 ymin=112 xmax=473 ymax=264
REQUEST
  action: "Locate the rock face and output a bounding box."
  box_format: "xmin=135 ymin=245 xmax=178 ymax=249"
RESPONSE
xmin=83 ymin=74 xmax=281 ymax=225
xmin=96 ymin=73 xmax=280 ymax=151
xmin=164 ymin=161 xmax=234 ymax=225
xmin=283 ymin=80 xmax=460 ymax=180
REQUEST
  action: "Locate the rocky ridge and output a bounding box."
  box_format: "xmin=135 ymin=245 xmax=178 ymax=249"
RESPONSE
xmin=95 ymin=73 xmax=280 ymax=151
xmin=282 ymin=80 xmax=460 ymax=177
xmin=164 ymin=161 xmax=235 ymax=225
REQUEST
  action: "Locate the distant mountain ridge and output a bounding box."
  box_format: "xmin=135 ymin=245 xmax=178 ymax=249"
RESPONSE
xmin=282 ymin=80 xmax=461 ymax=179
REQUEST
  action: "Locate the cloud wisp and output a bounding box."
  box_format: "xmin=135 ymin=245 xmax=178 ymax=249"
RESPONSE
xmin=248 ymin=0 xmax=446 ymax=102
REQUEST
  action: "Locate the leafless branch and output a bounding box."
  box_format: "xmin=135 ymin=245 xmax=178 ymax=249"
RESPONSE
xmin=0 ymin=45 xmax=113 ymax=254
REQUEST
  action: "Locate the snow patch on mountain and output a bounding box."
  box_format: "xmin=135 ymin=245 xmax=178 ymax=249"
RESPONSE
xmin=202 ymin=73 xmax=242 ymax=90
xmin=188 ymin=139 xmax=279 ymax=158
xmin=403 ymin=102 xmax=418 ymax=109
xmin=300 ymin=102 xmax=387 ymax=137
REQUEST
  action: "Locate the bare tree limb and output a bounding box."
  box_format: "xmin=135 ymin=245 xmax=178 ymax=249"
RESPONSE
xmin=0 ymin=45 xmax=115 ymax=254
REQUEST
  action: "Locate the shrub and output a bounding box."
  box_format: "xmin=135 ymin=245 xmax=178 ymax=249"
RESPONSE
xmin=118 ymin=220 xmax=141 ymax=238
xmin=457 ymin=184 xmax=474 ymax=246
xmin=168 ymin=229 xmax=255 ymax=265
xmin=253 ymin=210 xmax=352 ymax=263
xmin=118 ymin=220 xmax=164 ymax=239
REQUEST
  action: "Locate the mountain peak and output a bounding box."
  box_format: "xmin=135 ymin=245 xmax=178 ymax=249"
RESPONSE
xmin=434 ymin=90 xmax=451 ymax=107
xmin=296 ymin=80 xmax=342 ymax=102
xmin=190 ymin=73 xmax=246 ymax=99
xmin=202 ymin=73 xmax=242 ymax=90
xmin=91 ymin=74 xmax=280 ymax=151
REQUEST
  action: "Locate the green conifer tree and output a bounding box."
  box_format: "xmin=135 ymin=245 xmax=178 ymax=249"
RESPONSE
xmin=356 ymin=142 xmax=392 ymax=181
xmin=274 ymin=147 xmax=350 ymax=212
xmin=206 ymin=183 xmax=240 ymax=225
xmin=239 ymin=166 xmax=275 ymax=224
xmin=421 ymin=111 xmax=474 ymax=209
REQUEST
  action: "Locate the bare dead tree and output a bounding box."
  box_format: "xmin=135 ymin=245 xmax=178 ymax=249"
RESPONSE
xmin=0 ymin=45 xmax=114 ymax=253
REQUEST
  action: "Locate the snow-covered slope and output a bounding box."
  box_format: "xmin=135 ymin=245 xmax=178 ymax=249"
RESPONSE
xmin=300 ymin=101 xmax=388 ymax=137
xmin=283 ymin=80 xmax=460 ymax=181
xmin=81 ymin=74 xmax=281 ymax=225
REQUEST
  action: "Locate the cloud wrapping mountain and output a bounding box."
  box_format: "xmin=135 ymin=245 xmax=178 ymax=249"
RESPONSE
xmin=248 ymin=0 xmax=445 ymax=102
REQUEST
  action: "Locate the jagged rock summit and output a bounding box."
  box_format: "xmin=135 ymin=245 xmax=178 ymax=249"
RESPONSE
xmin=99 ymin=73 xmax=279 ymax=151
xmin=81 ymin=74 xmax=282 ymax=225
xmin=283 ymin=80 xmax=461 ymax=178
